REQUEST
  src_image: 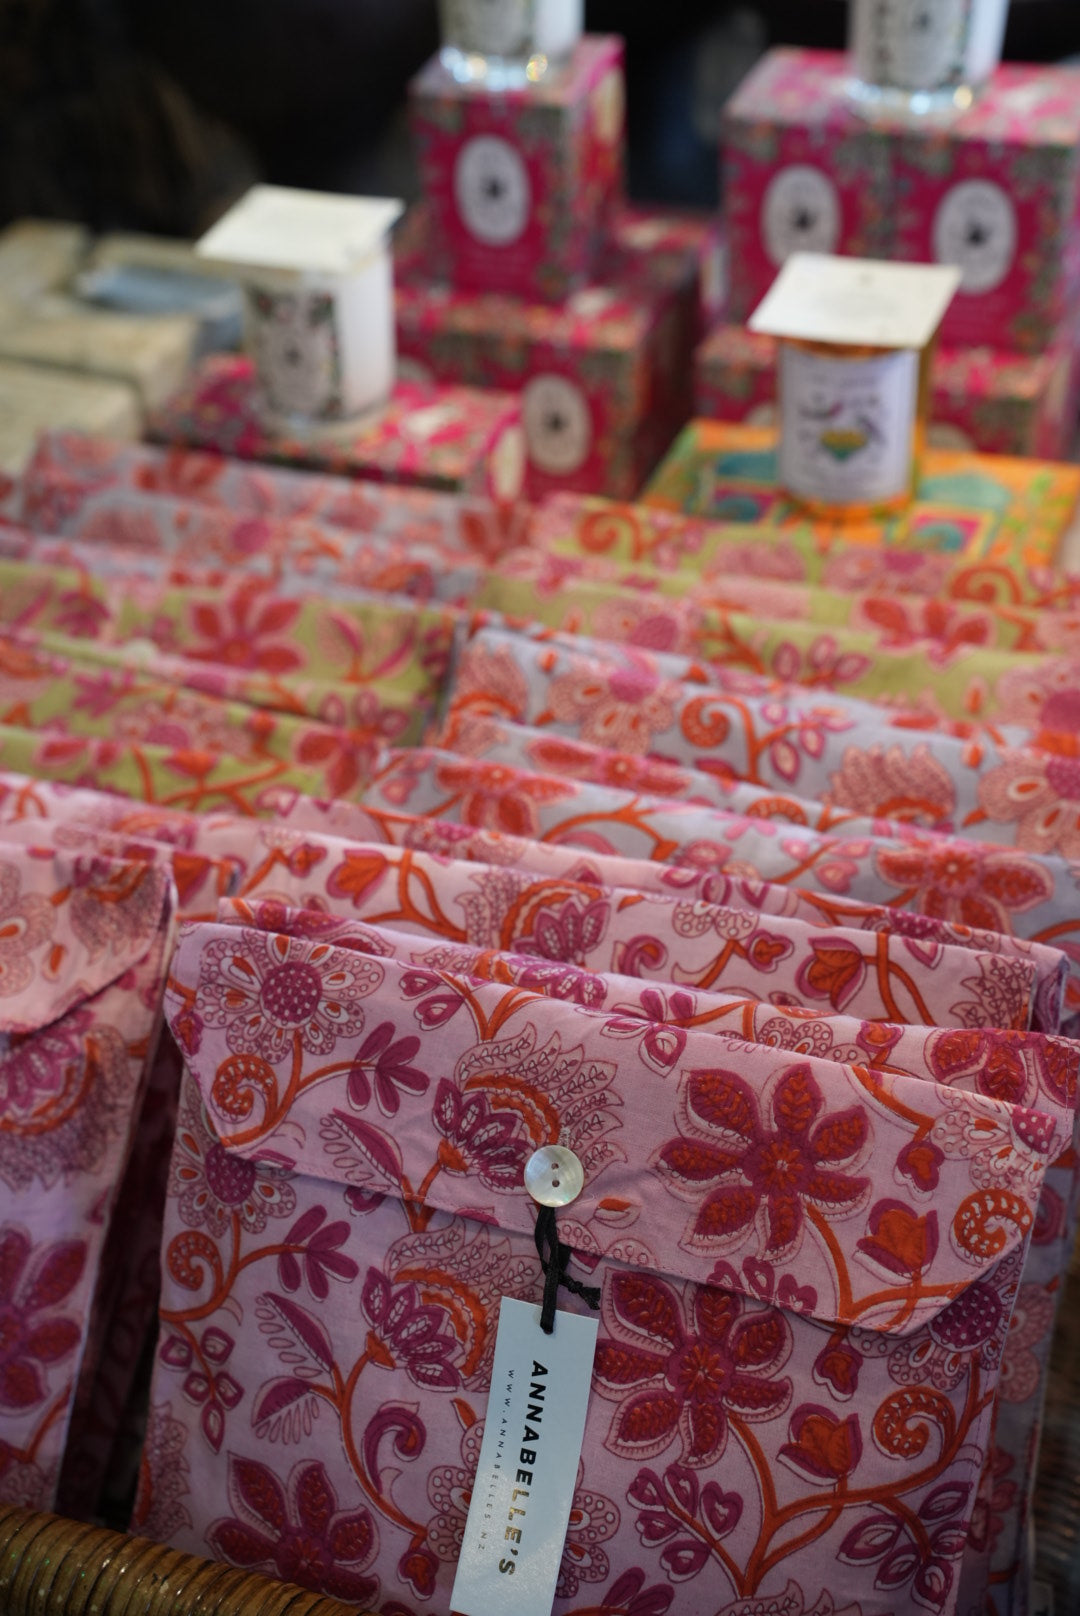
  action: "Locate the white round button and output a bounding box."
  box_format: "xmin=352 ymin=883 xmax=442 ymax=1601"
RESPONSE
xmin=525 ymin=1145 xmax=584 ymax=1208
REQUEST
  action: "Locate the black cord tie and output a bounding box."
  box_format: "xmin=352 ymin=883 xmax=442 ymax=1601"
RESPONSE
xmin=533 ymin=1204 xmax=602 ymax=1335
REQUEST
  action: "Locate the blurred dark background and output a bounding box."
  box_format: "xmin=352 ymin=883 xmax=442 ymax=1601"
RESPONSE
xmin=2 ymin=0 xmax=1080 ymax=236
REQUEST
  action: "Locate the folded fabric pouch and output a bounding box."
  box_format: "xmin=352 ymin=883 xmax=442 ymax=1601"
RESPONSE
xmin=530 ymin=489 xmax=1080 ymax=610
xmin=20 ymin=430 xmax=530 ymax=562
xmin=138 ymin=919 xmax=1070 ymax=1616
xmin=0 ymin=842 xmax=177 ymax=1512
xmin=0 ymin=493 xmax=483 ymax=606
xmin=207 ymin=832 xmax=1046 ymax=1031
xmin=212 ymin=898 xmax=1079 ymax=1616
xmin=362 ymin=746 xmax=1073 ymax=1034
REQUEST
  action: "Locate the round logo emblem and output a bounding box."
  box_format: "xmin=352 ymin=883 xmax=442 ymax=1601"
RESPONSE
xmin=454 ymin=135 xmax=531 ymax=247
xmin=932 ymin=179 xmax=1017 ymax=294
xmin=523 ymin=374 xmax=592 ymax=475
xmin=761 ymin=166 xmax=842 ymax=268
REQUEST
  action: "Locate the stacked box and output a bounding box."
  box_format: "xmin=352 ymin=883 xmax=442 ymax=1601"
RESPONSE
xmin=408 ymin=36 xmax=626 ymax=304
xmin=717 ymin=46 xmax=1080 ymax=457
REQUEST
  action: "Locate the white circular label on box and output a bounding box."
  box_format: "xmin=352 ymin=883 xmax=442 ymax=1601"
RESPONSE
xmin=523 ymin=374 xmax=592 ymax=474
xmin=454 ymin=136 xmax=531 ymax=246
xmin=933 ymin=179 xmax=1017 ymax=294
xmin=762 ymin=167 xmax=842 ymax=268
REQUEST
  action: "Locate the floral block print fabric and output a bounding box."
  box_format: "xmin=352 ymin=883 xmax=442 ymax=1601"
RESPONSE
xmin=199 ymin=832 xmax=1045 ymax=1031
xmin=0 ymin=629 xmax=393 ymax=798
xmin=140 ymin=922 xmax=1069 ymax=1616
xmin=363 ymin=737 xmax=1080 ymax=1028
xmin=641 ymin=422 xmax=1080 ymax=577
xmin=487 ymin=545 xmax=1080 ymax=658
xmin=440 ymin=627 xmax=1080 ymax=864
xmin=0 ymin=842 xmax=177 ymax=1511
xmin=0 ymin=557 xmax=458 ymax=711
xmin=532 ymin=493 xmax=1080 ymax=612
xmin=0 ymin=499 xmax=485 ymax=609
xmin=200 ymin=805 xmax=1066 ymax=1033
xmin=212 ymin=899 xmax=1075 ymax=1615
xmin=147 ymin=357 xmax=526 ymax=501
xmin=20 ymin=430 xmax=531 ymax=562
xmin=476 ymin=554 xmax=1080 ymax=725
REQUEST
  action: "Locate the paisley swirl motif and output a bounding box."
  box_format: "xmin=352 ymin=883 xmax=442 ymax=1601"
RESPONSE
xmin=952 ymin=1189 xmax=1033 ymax=1263
xmin=680 ymin=694 xmax=731 ymax=750
xmin=167 ymin=1229 xmax=224 ymax=1295
xmin=872 ymin=1386 xmax=957 ymax=1461
xmin=211 ymin=1053 xmax=280 ymax=1127
xmin=578 ymin=508 xmax=643 ymax=558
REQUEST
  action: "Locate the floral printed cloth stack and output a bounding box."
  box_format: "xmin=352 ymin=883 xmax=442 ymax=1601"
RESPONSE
xmin=0 ymin=843 xmax=177 ymax=1513
xmin=136 ymin=892 xmax=1074 ymax=1616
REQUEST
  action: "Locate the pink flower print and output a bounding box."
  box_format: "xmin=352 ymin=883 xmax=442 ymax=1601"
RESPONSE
xmin=994 ymin=660 xmax=1080 ymax=743
xmin=428 ymin=1421 xmax=619 ymax=1598
xmin=770 ymin=637 xmax=872 ymax=689
xmin=547 ymin=657 xmax=679 ymax=753
xmin=0 ymin=862 xmax=53 ymax=997
xmin=432 ymin=1079 xmax=532 ymax=1192
xmin=998 ymin=1282 xmax=1055 ymax=1405
xmin=172 ymin=588 xmax=303 ymax=674
xmin=196 ymin=931 xmax=377 ymax=1063
xmin=434 ymin=757 xmax=573 ymax=838
xmin=361 ymin=1269 xmax=461 ymax=1389
xmin=0 ymin=1011 xmax=90 ymax=1115
xmin=757 ymin=698 xmax=854 ymax=785
xmin=515 ymin=894 xmax=611 ymax=964
xmin=169 ymin=1084 xmax=295 ymax=1238
xmin=346 ymin=1022 xmax=428 ymax=1117
xmin=0 ymin=1227 xmax=84 ymax=1411
xmin=967 ymin=1448 xmax=1018 ymax=1561
xmin=656 ymin=1064 xmax=871 ymax=1259
xmin=509 ymin=956 xmax=609 ymax=1009
xmin=887 ymin=1251 xmax=1019 ymax=1393
xmin=594 ymin=1270 xmax=792 ymax=1467
xmin=874 ymin=834 xmax=1053 ymax=933
xmin=627 ymin=1462 xmax=742 ymax=1583
xmin=978 ymin=746 xmax=1080 ymax=860
xmin=208 ymin=1456 xmax=380 ymax=1604
xmin=827 ymin=743 xmax=956 ymax=828
xmin=276 ymin=1206 xmax=358 ymax=1300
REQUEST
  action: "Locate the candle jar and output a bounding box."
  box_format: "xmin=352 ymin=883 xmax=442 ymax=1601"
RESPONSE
xmin=438 ymin=0 xmax=583 ymax=89
xmin=196 ymin=186 xmax=403 ymax=431
xmin=749 ymin=253 xmax=960 ymax=522
xmin=775 ymin=337 xmax=933 ymax=520
xmin=848 ymin=0 xmax=1010 ymax=116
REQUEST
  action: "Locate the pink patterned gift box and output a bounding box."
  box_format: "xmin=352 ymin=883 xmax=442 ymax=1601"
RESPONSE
xmin=137 ymin=918 xmax=1068 ymax=1616
xmin=723 ymin=48 xmax=1080 ymax=354
xmin=147 ymin=356 xmax=526 ymax=502
xmin=396 ymin=266 xmax=689 ymax=501
xmin=18 ymin=431 xmax=532 ymax=564
xmin=694 ymin=320 xmax=1080 ymax=463
xmin=408 ymin=36 xmax=625 ymax=304
xmin=610 ymin=205 xmax=727 ymax=348
xmin=0 ymin=844 xmax=177 ymax=1512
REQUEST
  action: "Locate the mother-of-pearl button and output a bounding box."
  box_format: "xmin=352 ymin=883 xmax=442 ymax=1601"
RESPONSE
xmin=525 ymin=1145 xmax=584 ymax=1208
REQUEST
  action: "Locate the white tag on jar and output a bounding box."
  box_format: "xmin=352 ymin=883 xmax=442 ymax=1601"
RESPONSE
xmin=779 ymin=343 xmax=919 ymax=507
xmin=450 ymin=1297 xmax=599 ymax=1616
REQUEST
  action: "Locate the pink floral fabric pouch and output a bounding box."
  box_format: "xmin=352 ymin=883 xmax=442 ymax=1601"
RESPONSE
xmin=139 ymin=920 xmax=1069 ymax=1616
xmin=0 ymin=842 xmax=177 ymax=1512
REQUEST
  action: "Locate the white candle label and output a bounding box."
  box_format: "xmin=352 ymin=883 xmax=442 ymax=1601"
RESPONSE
xmin=762 ymin=167 xmax=842 ymax=269
xmin=779 ymin=344 xmax=919 ymax=506
xmin=455 ymin=136 xmax=532 ymax=247
xmin=442 ymin=0 xmax=534 ymax=55
xmin=246 ymin=286 xmax=342 ymax=420
xmin=523 ymin=374 xmax=592 ymax=475
xmin=853 ymin=0 xmax=972 ymax=90
xmin=450 ymin=1298 xmax=598 ymax=1616
xmin=933 ymin=179 xmax=1017 ymax=293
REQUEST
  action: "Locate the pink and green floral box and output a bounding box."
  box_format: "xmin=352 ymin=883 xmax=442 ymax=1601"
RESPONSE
xmin=148 ymin=355 xmax=525 ymax=501
xmin=723 ymin=47 xmax=1080 ymax=353
xmin=407 ymin=35 xmax=625 ymax=304
xmin=695 ymin=319 xmax=1080 ymax=461
xmin=396 ymin=266 xmax=689 ymax=503
xmin=642 ymin=419 xmax=1080 ymax=573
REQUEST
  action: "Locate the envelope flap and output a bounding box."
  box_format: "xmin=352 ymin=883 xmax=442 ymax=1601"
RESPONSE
xmin=0 ymin=844 xmax=171 ymax=1033
xmin=167 ymin=922 xmax=1066 ymax=1340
